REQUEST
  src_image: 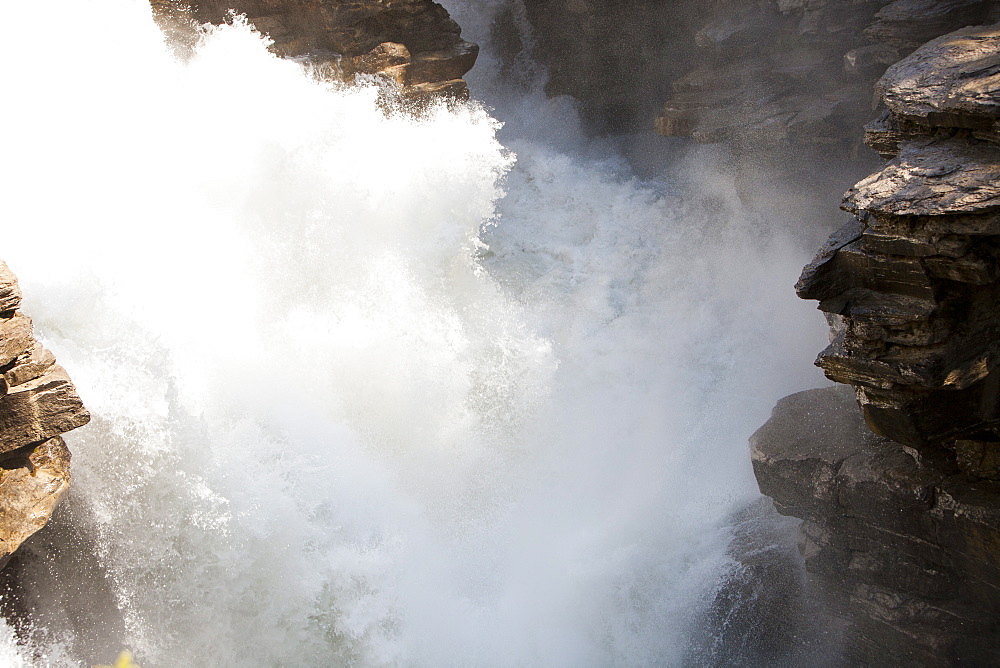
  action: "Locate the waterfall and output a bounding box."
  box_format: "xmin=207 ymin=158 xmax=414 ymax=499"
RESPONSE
xmin=0 ymin=1 xmax=828 ymax=664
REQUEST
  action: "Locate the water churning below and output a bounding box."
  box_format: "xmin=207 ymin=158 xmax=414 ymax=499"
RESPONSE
xmin=0 ymin=2 xmax=828 ymax=665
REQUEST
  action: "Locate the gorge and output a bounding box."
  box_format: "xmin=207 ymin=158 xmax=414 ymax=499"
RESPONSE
xmin=1 ymin=0 xmax=998 ymax=665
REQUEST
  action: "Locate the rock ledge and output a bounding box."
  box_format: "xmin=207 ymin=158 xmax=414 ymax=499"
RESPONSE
xmin=0 ymin=262 xmax=89 ymax=569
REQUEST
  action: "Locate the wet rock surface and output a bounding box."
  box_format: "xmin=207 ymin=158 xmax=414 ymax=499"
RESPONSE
xmin=686 ymin=498 xmax=848 ymax=666
xmin=151 ymin=0 xmax=478 ymax=100
xmin=0 ymin=263 xmax=89 ymax=570
xmin=752 ymin=385 xmax=1000 ymax=664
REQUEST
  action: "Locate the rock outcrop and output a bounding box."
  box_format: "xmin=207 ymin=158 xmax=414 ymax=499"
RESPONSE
xmin=752 ymin=23 xmax=1000 ymax=664
xmin=752 ymin=386 xmax=1000 ymax=664
xmin=797 ymin=24 xmax=1000 ymax=456
xmin=151 ymin=0 xmax=478 ymax=100
xmin=0 ymin=262 xmax=89 ymax=570
xmin=654 ymin=0 xmax=1000 ymax=148
xmin=507 ymin=1 xmax=703 ymax=133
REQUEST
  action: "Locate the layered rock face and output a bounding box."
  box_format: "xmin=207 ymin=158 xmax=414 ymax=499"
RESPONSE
xmin=151 ymin=0 xmax=478 ymax=99
xmin=654 ymin=0 xmax=1000 ymax=148
xmin=510 ymin=0 xmax=703 ymax=133
xmin=798 ymin=24 xmax=1000 ymax=461
xmin=0 ymin=262 xmax=90 ymax=570
xmin=515 ymin=0 xmax=999 ymax=140
xmin=753 ymin=24 xmax=1000 ymax=663
xmin=752 ymin=385 xmax=999 ymax=663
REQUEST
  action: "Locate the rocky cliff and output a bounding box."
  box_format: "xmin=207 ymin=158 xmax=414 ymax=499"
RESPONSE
xmin=799 ymin=23 xmax=1000 ymax=467
xmin=753 ymin=24 xmax=1000 ymax=663
xmin=151 ymin=0 xmax=478 ymax=99
xmin=504 ymin=0 xmax=702 ymax=134
xmin=655 ymin=0 xmax=1000 ymax=149
xmin=517 ymin=0 xmax=998 ymax=145
xmin=0 ymin=262 xmax=90 ymax=570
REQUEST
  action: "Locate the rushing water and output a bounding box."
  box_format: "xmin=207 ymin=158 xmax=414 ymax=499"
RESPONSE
xmin=0 ymin=1 xmax=829 ymax=665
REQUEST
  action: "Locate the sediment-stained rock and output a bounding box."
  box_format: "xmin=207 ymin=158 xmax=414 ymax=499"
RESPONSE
xmin=151 ymin=0 xmax=478 ymax=100
xmin=0 ymin=366 xmax=90 ymax=456
xmin=0 ymin=265 xmax=21 ymax=316
xmin=0 ymin=262 xmax=89 ymax=569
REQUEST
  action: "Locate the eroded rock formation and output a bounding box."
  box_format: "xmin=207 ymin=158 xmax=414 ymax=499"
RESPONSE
xmin=798 ymin=24 xmax=1000 ymax=458
xmin=505 ymin=1 xmax=703 ymax=133
xmin=654 ymin=0 xmax=1000 ymax=148
xmin=752 ymin=386 xmax=1000 ymax=663
xmin=0 ymin=262 xmax=89 ymax=570
xmin=753 ymin=23 xmax=1000 ymax=663
xmin=151 ymin=0 xmax=478 ymax=99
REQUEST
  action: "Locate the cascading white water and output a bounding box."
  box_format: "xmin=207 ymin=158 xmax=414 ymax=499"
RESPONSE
xmin=0 ymin=1 xmax=830 ymax=665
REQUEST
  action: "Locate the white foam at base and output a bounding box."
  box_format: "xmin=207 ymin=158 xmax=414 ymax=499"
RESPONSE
xmin=0 ymin=2 xmax=828 ymax=665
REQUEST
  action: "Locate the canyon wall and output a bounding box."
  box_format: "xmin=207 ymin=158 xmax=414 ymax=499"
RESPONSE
xmin=754 ymin=24 xmax=1000 ymax=663
xmin=0 ymin=263 xmax=89 ymax=570
xmin=654 ymin=0 xmax=999 ymax=149
xmin=516 ymin=1 xmax=1000 ymax=660
xmin=517 ymin=0 xmax=998 ymax=147
xmin=151 ymin=0 xmax=478 ymax=99
xmin=520 ymin=1 xmax=1000 ymax=222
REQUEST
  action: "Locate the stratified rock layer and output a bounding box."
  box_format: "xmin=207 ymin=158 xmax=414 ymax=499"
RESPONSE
xmin=751 ymin=386 xmax=1000 ymax=664
xmin=151 ymin=0 xmax=477 ymax=100
xmin=797 ymin=24 xmax=1000 ymax=456
xmin=754 ymin=22 xmax=1000 ymax=665
xmin=654 ymin=0 xmax=1000 ymax=147
xmin=0 ymin=262 xmax=89 ymax=569
xmin=0 ymin=439 xmax=72 ymax=571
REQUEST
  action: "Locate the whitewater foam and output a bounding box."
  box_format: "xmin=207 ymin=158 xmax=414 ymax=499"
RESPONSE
xmin=0 ymin=2 xmax=828 ymax=665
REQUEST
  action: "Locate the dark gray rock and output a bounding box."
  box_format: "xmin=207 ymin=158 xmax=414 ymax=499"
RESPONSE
xmin=864 ymin=0 xmax=995 ymax=49
xmin=751 ymin=385 xmax=877 ymax=515
xmin=751 ymin=386 xmax=1000 ymax=663
xmin=877 ymin=23 xmax=1000 ymax=130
